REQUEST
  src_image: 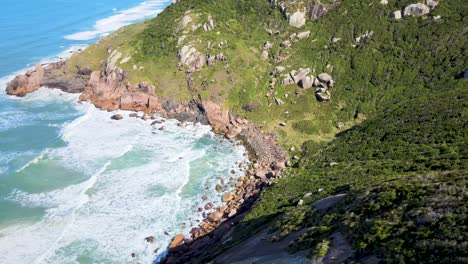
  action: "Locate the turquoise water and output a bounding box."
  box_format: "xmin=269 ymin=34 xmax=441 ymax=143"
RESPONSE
xmin=0 ymin=1 xmax=249 ymax=263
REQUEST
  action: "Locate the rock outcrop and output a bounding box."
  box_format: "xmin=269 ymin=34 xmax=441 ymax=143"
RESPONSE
xmin=6 ymin=64 xmax=44 ymax=96
xmin=308 ymin=1 xmax=327 ymax=19
xmin=6 ymin=62 xmax=88 ymax=96
xmin=178 ymin=45 xmax=206 ymax=72
xmin=275 ymin=0 xmax=332 ymax=28
xmin=403 ymin=3 xmax=431 ymax=17
xmin=289 ymin=10 xmax=306 ymax=28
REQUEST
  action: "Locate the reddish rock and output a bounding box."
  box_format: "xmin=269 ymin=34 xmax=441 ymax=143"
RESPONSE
xmin=6 ymin=64 xmax=44 ymax=96
xmin=202 ymin=101 xmax=229 ymax=133
xmin=120 ymin=91 xmax=150 ymax=112
xmin=148 ymin=96 xmax=162 ymax=111
xmin=169 ymin=234 xmax=185 ymax=249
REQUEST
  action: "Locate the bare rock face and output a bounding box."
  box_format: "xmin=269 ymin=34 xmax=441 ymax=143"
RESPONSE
xmin=308 ymin=2 xmax=327 ymax=19
xmin=202 ymin=101 xmax=229 ymax=134
xmin=403 ymin=3 xmax=430 ymax=17
xmin=300 ymin=76 xmax=314 ymax=89
xmin=79 ymin=71 xmax=124 ymax=111
xmin=120 ymin=92 xmax=150 ymax=112
xmin=6 ymin=64 xmax=44 ymax=96
xmin=79 ymin=70 xmax=161 ymax=112
xmin=289 ymin=10 xmax=306 ymax=28
xmin=178 ymin=15 xmax=192 ymax=31
xmin=178 ymin=45 xmax=206 ymax=72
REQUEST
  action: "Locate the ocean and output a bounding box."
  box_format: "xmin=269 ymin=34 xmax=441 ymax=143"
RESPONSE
xmin=0 ymin=1 xmax=248 ymax=263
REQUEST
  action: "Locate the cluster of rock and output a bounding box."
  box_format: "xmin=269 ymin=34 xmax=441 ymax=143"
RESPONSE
xmin=274 ymin=67 xmax=334 ymax=102
xmin=78 ymin=49 xmax=162 ymax=112
xmin=162 ymin=117 xmax=288 ymax=263
xmin=178 ymin=44 xmax=206 ymax=73
xmin=261 ymin=30 xmax=310 ymax=61
xmin=175 ymin=12 xmax=226 ymax=72
xmin=391 ymin=1 xmax=438 ymax=20
xmin=272 ymin=0 xmax=333 ymax=28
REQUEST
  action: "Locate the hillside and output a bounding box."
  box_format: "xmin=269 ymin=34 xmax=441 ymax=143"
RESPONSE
xmin=40 ymin=0 xmax=468 ymax=262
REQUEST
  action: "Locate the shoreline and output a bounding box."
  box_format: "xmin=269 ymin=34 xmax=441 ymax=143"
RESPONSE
xmin=4 ymin=60 xmax=288 ymax=263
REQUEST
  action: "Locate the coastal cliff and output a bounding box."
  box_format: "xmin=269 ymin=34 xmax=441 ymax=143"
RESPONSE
xmin=6 ymin=0 xmax=467 ymax=263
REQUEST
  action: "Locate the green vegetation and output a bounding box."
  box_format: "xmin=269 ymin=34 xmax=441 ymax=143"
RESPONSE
xmin=68 ymin=0 xmax=467 ymax=262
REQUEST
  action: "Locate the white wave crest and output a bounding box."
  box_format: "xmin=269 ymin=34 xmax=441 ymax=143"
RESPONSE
xmin=0 ymin=104 xmax=249 ymax=264
xmin=65 ymin=0 xmax=169 ymax=41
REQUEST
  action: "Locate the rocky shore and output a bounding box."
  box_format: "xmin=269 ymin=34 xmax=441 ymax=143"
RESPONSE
xmin=5 ymin=59 xmax=288 ymax=263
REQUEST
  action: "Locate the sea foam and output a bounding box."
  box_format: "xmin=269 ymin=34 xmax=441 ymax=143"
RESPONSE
xmin=0 ymin=103 xmax=248 ymax=264
xmin=65 ymin=0 xmax=170 ymax=41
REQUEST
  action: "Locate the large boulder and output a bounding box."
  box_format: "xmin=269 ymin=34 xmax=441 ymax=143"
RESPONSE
xmin=403 ymin=3 xmax=430 ymax=17
xmin=317 ymin=73 xmax=332 ymax=83
xmin=202 ymin=101 xmax=229 ymax=133
xmin=6 ymin=64 xmax=44 ymax=96
xmin=79 ymin=71 xmax=124 ymax=111
xmin=297 ymin=31 xmax=311 ymax=40
xmin=222 ymin=192 xmax=235 ymax=202
xmin=300 ymin=76 xmax=314 ymax=89
xmin=178 ymin=45 xmax=206 ymax=72
xmin=289 ymin=11 xmax=306 ymax=28
xmin=292 ymin=69 xmax=310 ymax=84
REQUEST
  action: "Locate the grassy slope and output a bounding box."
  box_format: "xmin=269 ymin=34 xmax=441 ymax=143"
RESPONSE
xmin=68 ymin=0 xmax=467 ymax=262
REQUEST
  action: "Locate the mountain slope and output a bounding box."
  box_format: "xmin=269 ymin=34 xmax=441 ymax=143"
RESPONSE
xmin=64 ymin=0 xmax=467 ymax=262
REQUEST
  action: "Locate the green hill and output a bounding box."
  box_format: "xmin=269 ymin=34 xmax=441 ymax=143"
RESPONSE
xmin=67 ymin=0 xmax=467 ymax=262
